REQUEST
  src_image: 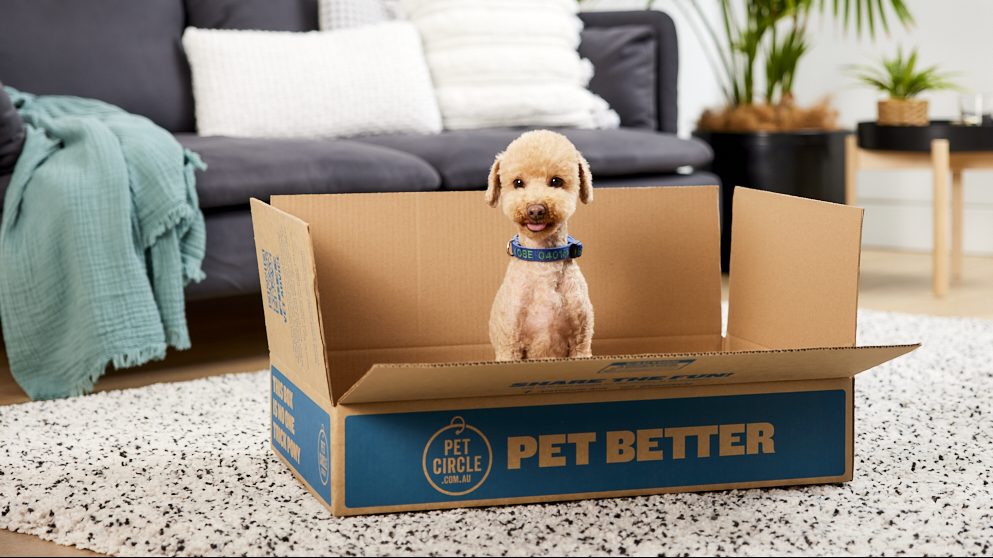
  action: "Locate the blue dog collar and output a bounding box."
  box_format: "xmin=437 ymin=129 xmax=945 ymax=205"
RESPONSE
xmin=507 ymin=235 xmax=583 ymax=262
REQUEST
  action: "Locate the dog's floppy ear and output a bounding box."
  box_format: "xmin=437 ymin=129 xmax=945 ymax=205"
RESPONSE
xmin=485 ymin=154 xmax=502 ymax=207
xmin=578 ymin=152 xmax=593 ymax=204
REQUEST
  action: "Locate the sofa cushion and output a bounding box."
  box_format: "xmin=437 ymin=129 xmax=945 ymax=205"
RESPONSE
xmin=319 ymin=0 xmax=396 ymax=30
xmin=403 ymin=0 xmax=615 ymax=131
xmin=580 ymin=25 xmax=657 ymax=130
xmin=182 ymin=24 xmax=441 ymax=139
xmin=176 ymin=135 xmax=442 ymax=209
xmin=185 ymin=0 xmax=319 ymax=31
xmin=357 ymin=128 xmax=713 ymax=190
xmin=580 ymin=11 xmax=679 ymax=134
xmin=0 ymin=0 xmax=194 ymax=133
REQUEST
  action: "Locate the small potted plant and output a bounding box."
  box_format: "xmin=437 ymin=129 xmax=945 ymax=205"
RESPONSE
xmin=851 ymin=47 xmax=958 ymax=126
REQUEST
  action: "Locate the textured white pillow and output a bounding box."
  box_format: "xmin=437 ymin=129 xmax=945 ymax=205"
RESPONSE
xmin=319 ymin=0 xmax=403 ymax=30
xmin=182 ymin=23 xmax=442 ymax=138
xmin=402 ymin=0 xmax=619 ymax=130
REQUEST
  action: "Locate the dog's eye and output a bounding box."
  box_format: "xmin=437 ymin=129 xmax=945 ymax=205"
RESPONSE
xmin=549 ymin=176 xmax=564 ymax=188
xmin=513 ymin=178 xmax=525 ymax=189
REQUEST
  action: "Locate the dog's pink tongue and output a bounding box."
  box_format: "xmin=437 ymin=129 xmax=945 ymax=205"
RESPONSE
xmin=526 ymin=223 xmax=547 ymax=232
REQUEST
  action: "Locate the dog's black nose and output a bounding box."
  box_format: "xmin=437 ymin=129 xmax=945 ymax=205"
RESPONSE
xmin=527 ymin=204 xmax=547 ymax=221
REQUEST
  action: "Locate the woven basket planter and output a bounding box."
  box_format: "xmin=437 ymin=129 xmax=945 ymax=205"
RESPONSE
xmin=877 ymin=98 xmax=929 ymax=126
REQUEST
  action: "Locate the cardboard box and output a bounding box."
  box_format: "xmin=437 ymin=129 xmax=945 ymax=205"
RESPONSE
xmin=251 ymin=185 xmax=917 ymax=517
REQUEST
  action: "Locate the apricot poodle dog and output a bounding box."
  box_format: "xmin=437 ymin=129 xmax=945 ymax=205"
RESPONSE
xmin=486 ymin=130 xmax=594 ymax=361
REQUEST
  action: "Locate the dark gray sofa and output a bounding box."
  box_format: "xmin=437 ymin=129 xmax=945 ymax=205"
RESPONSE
xmin=0 ymin=0 xmax=717 ymax=301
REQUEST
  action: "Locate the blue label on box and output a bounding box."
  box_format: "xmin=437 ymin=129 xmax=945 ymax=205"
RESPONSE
xmin=344 ymin=389 xmax=846 ymax=509
xmin=271 ymin=366 xmax=332 ymax=506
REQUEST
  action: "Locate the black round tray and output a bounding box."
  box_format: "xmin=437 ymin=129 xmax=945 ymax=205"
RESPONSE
xmin=858 ymin=120 xmax=993 ymax=152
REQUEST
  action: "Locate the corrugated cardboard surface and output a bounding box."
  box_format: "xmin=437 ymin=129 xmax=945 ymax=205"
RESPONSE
xmin=271 ymin=187 xmax=723 ymax=400
xmin=338 ymin=344 xmax=917 ymax=404
xmin=726 ymin=188 xmax=864 ymax=351
xmin=250 ymin=199 xmax=331 ymax=403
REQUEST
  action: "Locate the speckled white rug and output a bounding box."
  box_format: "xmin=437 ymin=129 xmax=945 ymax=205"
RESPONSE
xmin=1 ymin=309 xmax=991 ymax=557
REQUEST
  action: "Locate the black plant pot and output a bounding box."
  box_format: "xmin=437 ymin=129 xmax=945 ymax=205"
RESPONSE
xmin=693 ymin=129 xmax=848 ymax=270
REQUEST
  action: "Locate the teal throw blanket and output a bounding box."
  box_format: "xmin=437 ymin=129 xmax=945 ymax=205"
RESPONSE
xmin=1 ymin=88 xmax=206 ymax=399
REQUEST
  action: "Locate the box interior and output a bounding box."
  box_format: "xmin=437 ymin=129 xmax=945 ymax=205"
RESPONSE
xmin=255 ymin=186 xmax=913 ymax=405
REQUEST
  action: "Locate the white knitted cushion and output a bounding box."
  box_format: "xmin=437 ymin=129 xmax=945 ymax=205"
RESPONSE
xmin=402 ymin=0 xmax=619 ymax=130
xmin=182 ymin=23 xmax=442 ymax=138
xmin=319 ymin=0 xmax=403 ymax=30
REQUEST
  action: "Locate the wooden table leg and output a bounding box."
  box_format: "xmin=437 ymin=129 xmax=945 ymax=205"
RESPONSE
xmin=932 ymin=139 xmax=950 ymax=297
xmin=845 ymin=134 xmax=859 ymax=205
xmin=952 ymin=169 xmax=964 ymax=282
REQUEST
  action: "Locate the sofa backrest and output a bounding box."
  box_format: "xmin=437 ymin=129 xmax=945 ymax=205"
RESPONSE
xmin=185 ymin=0 xmax=318 ymax=32
xmin=0 ymin=0 xmax=318 ymax=134
xmin=0 ymin=1 xmax=670 ymax=134
xmin=0 ymin=0 xmax=195 ymax=132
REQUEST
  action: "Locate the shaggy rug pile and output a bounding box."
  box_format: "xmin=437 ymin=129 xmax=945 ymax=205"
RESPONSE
xmin=1 ymin=309 xmax=991 ymax=556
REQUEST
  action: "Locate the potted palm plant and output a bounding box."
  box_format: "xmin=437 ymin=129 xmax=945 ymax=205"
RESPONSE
xmin=678 ymin=0 xmax=914 ymax=268
xmin=851 ymin=47 xmax=957 ymax=126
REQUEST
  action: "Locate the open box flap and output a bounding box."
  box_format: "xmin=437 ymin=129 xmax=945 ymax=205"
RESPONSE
xmin=271 ymin=186 xmax=724 ymax=404
xmin=337 ymin=343 xmax=919 ymax=404
xmin=250 ymin=199 xmax=332 ymax=403
xmin=727 ymin=187 xmax=864 ymax=351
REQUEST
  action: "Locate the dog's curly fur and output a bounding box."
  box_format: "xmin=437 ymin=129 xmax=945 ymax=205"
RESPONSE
xmin=487 ymin=130 xmax=594 ymax=361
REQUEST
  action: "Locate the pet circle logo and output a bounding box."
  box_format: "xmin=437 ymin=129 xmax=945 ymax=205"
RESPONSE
xmin=422 ymin=416 xmax=492 ymax=496
xmin=318 ymin=425 xmax=330 ymax=487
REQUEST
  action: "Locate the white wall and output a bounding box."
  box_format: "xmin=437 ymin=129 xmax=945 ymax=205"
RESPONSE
xmin=585 ymin=0 xmax=993 ymax=254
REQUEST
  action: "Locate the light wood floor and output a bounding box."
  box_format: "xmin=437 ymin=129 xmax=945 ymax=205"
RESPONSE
xmin=2 ymin=248 xmax=992 ymax=556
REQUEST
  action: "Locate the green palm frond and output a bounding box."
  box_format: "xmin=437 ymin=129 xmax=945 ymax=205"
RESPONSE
xmin=765 ymin=27 xmax=808 ymax=102
xmin=674 ymin=0 xmax=915 ymax=107
xmin=826 ymin=0 xmax=914 ymax=37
